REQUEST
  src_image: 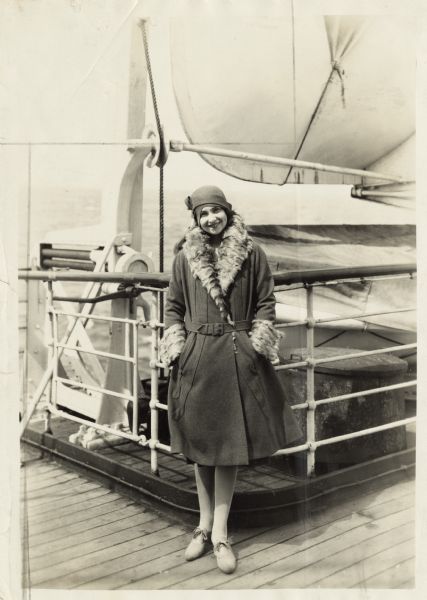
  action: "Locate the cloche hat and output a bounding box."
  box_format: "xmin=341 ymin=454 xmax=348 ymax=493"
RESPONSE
xmin=185 ymin=185 xmax=233 ymax=223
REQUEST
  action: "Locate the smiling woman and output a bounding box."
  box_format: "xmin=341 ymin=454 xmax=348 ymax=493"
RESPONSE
xmin=186 ymin=185 xmax=233 ymax=239
xmin=159 ymin=184 xmax=302 ymax=574
xmin=198 ymin=205 xmax=228 ymax=237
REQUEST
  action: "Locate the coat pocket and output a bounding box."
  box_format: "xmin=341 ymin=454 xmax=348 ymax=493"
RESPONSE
xmin=239 ymin=331 xmax=267 ymax=366
xmin=239 ymin=331 xmax=256 ymax=357
xmin=170 ymin=333 xmax=198 ymax=419
xmin=178 ymin=332 xmax=196 ymax=371
xmin=239 ymin=333 xmax=270 ymax=416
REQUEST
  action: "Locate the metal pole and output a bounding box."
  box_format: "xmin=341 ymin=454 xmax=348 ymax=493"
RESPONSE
xmin=275 ymin=342 xmax=417 ymax=373
xmin=48 ymin=407 xmax=146 ymax=443
xmin=306 ymin=285 xmax=316 ymax=476
xmin=315 ymin=306 xmax=415 ymax=324
xmin=315 ymin=380 xmax=417 ymax=406
xmin=132 ymin=320 xmax=139 ymax=437
xmin=149 ymin=291 xmax=160 ymax=475
xmin=124 ymin=320 xmax=131 ymax=396
xmin=314 ymin=417 xmax=416 ymax=447
xmin=51 ymin=299 xmax=59 ymax=412
xmin=18 ymin=262 xmax=416 ymax=287
xmin=354 ymin=190 xmax=414 ymax=199
xmin=44 ymin=281 xmax=54 ymax=433
xmin=170 ymin=140 xmax=404 ymax=183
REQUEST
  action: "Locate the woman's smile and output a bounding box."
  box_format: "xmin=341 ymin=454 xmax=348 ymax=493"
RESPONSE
xmin=199 ymin=205 xmax=228 ymax=236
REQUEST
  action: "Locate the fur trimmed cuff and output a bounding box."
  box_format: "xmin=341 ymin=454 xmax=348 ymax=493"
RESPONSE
xmin=249 ymin=319 xmax=282 ymax=364
xmin=159 ymin=323 xmax=186 ymax=366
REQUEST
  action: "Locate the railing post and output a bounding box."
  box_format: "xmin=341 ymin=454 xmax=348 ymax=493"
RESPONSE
xmin=149 ymin=290 xmax=160 ymax=475
xmin=51 ymin=290 xmax=59 ymax=415
xmin=44 ymin=281 xmax=55 ymax=433
xmin=132 ymin=320 xmax=139 ymax=437
xmin=306 ymin=284 xmax=316 ymax=476
xmin=124 ymin=319 xmax=132 ymax=399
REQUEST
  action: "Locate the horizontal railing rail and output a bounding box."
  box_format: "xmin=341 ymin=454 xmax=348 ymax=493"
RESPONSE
xmin=18 ymin=262 xmax=416 ymax=287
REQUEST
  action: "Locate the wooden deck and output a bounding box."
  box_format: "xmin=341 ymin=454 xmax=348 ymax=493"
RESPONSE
xmin=21 ymin=442 xmax=415 ymax=590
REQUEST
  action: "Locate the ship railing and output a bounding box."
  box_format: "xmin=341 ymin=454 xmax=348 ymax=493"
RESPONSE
xmin=19 ymin=263 xmax=416 ymax=477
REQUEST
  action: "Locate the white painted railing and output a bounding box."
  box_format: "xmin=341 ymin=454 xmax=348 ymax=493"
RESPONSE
xmin=19 ymin=265 xmax=417 ymax=478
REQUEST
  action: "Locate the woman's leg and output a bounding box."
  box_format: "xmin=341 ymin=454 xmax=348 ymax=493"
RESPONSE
xmin=194 ymin=464 xmax=215 ymax=531
xmin=184 ymin=464 xmax=215 ymax=561
xmin=211 ymin=465 xmax=238 ymax=544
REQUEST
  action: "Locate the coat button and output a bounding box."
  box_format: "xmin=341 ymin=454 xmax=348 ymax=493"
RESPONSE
xmin=249 ymin=362 xmax=257 ymax=374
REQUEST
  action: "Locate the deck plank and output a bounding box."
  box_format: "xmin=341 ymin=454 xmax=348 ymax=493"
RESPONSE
xmin=30 ymin=521 xmax=186 ymax=587
xmin=21 ymin=471 xmax=80 ymax=492
xmin=56 ymin=533 xmax=191 ymax=589
xmin=20 ymin=463 xmax=65 ymax=479
xmin=21 ymin=480 xmax=102 ymax=509
xmin=28 ymin=497 xmax=140 ymax=538
xmin=28 ymin=509 xmax=159 ymax=562
xmin=359 ymin=556 xmax=415 ymax=589
xmin=29 ymin=514 xmax=174 ymax=583
xmin=318 ymin=538 xmax=415 ymax=588
xmin=23 ymin=484 xmax=115 ymax=517
xmin=23 ymin=475 xmax=102 ymax=503
xmin=261 ymin=523 xmax=414 ymax=588
xmin=25 ymin=489 xmax=124 ymax=525
xmin=21 ymin=466 xmax=73 ymax=484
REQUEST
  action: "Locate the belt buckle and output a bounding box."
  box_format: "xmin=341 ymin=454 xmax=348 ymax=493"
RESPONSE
xmin=213 ymin=323 xmax=224 ymax=336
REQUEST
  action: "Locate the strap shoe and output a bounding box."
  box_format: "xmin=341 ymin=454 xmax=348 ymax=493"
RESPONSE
xmin=213 ymin=540 xmax=237 ymax=574
xmin=184 ymin=527 xmax=211 ymax=561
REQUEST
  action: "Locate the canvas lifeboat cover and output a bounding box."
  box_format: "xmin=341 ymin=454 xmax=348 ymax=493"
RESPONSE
xmin=248 ymin=224 xmax=416 ymax=333
xmin=170 ymin=13 xmax=415 ymax=185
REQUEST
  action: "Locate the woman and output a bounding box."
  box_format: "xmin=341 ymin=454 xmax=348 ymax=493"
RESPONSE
xmin=160 ymin=185 xmax=301 ymax=574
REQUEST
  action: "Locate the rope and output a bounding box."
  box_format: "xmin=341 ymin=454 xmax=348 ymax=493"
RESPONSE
xmin=159 ymin=162 xmax=164 ymax=273
xmin=141 ymin=20 xmax=161 ymax=134
xmin=141 ymin=19 xmax=164 ymax=274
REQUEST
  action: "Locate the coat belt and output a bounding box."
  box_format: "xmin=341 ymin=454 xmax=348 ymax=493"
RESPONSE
xmin=186 ymin=320 xmax=252 ymax=336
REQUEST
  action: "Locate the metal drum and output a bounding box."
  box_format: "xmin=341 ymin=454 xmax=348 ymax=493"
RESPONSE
xmin=278 ymin=347 xmax=408 ymax=468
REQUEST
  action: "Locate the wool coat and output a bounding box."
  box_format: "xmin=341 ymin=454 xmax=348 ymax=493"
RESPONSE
xmin=160 ymin=213 xmax=302 ymax=466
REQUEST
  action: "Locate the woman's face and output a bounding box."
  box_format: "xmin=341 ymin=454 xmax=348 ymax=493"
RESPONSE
xmin=199 ymin=205 xmax=228 ymax=236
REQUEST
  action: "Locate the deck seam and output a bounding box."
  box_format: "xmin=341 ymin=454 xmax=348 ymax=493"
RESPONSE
xmin=28 ymin=501 xmax=147 ymax=541
xmin=25 ymin=490 xmax=128 ymax=524
xmin=31 ymin=524 xmax=188 ymax=586
xmin=351 ymin=556 xmax=415 ymax=589
xmin=215 ymin=510 xmax=414 ymax=590
xmin=259 ymin=521 xmax=414 ymax=589
xmin=29 ymin=515 xmax=169 ymax=566
xmin=317 ymin=536 xmax=415 ymax=589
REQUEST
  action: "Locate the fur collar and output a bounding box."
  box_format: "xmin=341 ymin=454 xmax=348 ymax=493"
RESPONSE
xmin=182 ymin=213 xmax=253 ymax=320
